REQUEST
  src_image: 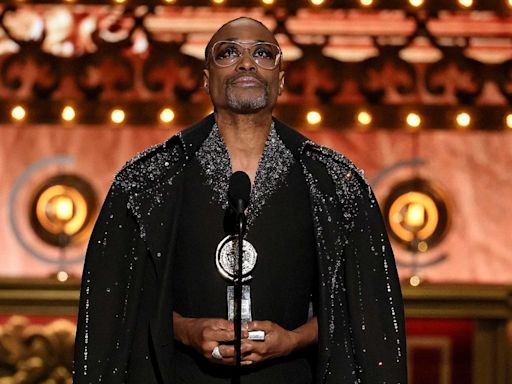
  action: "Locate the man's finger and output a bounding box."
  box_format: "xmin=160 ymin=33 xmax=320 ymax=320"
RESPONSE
xmin=247 ymin=320 xmax=272 ymax=332
xmin=242 ymin=339 xmax=267 ymax=356
xmin=206 ymin=328 xmax=235 ymax=342
xmin=241 ymin=352 xmax=262 ymax=363
xmin=210 ymin=318 xmax=234 ymax=331
xmin=218 ymin=345 xmax=236 ymax=358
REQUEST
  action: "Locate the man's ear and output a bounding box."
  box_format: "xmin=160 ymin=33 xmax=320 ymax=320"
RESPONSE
xmin=203 ymin=69 xmax=210 ymax=94
xmin=278 ymin=71 xmax=285 ymax=95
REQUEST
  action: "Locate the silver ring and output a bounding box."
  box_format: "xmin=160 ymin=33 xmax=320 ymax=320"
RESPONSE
xmin=212 ymin=345 xmax=223 ymax=360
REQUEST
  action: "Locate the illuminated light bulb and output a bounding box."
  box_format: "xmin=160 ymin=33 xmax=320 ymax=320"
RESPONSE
xmin=54 ymin=195 xmax=74 ymax=222
xmin=61 ymin=106 xmax=76 ymax=122
xmin=458 ymin=0 xmax=473 ymax=7
xmin=360 ymin=0 xmax=374 ymax=6
xmin=160 ymin=108 xmax=175 ymax=123
xmin=111 ymin=109 xmax=126 ymax=124
xmin=357 ymin=111 xmax=372 ymax=126
xmin=163 ymin=0 xmax=176 ymax=2
xmin=409 ymin=275 xmax=421 ymax=287
xmin=11 ymin=106 xmax=26 ymax=121
xmin=114 ymin=0 xmax=126 ymax=3
xmin=456 ymin=112 xmax=471 ymax=128
xmin=409 ymin=0 xmax=424 ymax=6
xmin=212 ymin=0 xmax=225 ymax=4
xmin=405 ymin=202 xmax=425 ymax=228
xmin=506 ymin=113 xmax=512 ymax=129
xmin=508 ymin=0 xmax=512 ymax=8
xmin=262 ymin=0 xmax=274 ymax=4
xmin=57 ymin=270 xmax=70 ymax=282
xmin=310 ymin=0 xmax=325 ymax=5
xmin=306 ymin=111 xmax=322 ymax=125
xmin=406 ymin=112 xmax=421 ymax=128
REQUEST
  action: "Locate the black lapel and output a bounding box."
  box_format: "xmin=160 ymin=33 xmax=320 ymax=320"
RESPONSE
xmin=125 ymin=115 xmax=215 ymax=383
xmin=127 ymin=115 xmax=215 ymax=277
xmin=272 ymin=117 xmax=311 ymax=160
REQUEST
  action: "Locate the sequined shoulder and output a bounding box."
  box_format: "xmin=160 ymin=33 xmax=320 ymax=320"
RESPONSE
xmin=306 ymin=142 xmax=368 ymax=183
xmin=112 ymin=135 xmax=184 ymax=194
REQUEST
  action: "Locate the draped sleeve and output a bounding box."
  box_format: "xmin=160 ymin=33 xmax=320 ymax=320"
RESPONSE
xmin=301 ymin=145 xmax=407 ymax=384
xmin=73 ymin=183 xmax=148 ymax=383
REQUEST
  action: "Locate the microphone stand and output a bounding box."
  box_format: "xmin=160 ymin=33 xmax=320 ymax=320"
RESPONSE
xmin=233 ymin=209 xmax=246 ymax=384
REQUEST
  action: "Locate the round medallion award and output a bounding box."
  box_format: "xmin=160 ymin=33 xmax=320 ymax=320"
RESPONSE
xmin=215 ymin=235 xmax=257 ymax=282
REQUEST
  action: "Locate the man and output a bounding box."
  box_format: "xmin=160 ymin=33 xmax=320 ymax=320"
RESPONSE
xmin=73 ymin=17 xmax=407 ymax=384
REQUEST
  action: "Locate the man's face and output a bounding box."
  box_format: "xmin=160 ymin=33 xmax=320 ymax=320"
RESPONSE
xmin=204 ymin=20 xmax=285 ymax=114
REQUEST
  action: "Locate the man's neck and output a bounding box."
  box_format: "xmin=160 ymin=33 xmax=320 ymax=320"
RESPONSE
xmin=214 ymin=111 xmax=273 ymax=184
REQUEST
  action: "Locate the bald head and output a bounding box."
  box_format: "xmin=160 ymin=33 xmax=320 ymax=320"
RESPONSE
xmin=204 ymin=17 xmax=279 ymax=66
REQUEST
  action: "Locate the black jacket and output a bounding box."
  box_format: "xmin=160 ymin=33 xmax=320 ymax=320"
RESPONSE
xmin=73 ymin=115 xmax=407 ymax=383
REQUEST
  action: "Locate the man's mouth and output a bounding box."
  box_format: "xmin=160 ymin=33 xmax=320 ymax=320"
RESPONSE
xmin=229 ymin=76 xmax=264 ymax=87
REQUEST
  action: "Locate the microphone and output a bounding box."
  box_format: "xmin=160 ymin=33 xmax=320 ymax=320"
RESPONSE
xmin=228 ymin=171 xmax=251 ymax=215
xmin=226 ymin=171 xmax=251 ymax=376
xmin=224 ymin=171 xmax=251 ymax=235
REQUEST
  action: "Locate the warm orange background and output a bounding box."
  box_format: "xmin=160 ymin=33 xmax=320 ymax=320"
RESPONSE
xmin=1 ymin=124 xmax=511 ymax=283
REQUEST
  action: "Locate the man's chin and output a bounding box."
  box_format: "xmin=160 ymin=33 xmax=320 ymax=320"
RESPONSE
xmin=226 ymin=95 xmax=268 ymax=114
xmin=229 ymin=105 xmax=266 ymax=114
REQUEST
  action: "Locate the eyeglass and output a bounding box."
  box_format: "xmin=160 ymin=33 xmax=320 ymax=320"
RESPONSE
xmin=210 ymin=40 xmax=282 ymax=70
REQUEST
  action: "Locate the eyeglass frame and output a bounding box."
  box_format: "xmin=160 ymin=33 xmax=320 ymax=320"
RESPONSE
xmin=208 ymin=40 xmax=283 ymax=70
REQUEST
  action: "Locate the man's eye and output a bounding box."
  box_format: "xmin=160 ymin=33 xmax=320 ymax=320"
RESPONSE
xmin=217 ymin=47 xmax=241 ymax=59
xmin=253 ymin=48 xmax=274 ymax=59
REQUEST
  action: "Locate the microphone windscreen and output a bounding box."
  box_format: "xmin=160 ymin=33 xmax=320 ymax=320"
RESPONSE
xmin=228 ymin=171 xmax=251 ymax=211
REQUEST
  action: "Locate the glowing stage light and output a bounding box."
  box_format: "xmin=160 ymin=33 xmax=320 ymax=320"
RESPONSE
xmin=505 ymin=113 xmax=512 ymax=129
xmin=409 ymin=0 xmax=424 ymax=7
xmin=458 ymin=0 xmax=473 ymax=7
xmin=306 ymin=111 xmax=322 ymax=125
xmin=160 ymin=108 xmax=175 ymax=123
xmin=456 ymin=112 xmax=471 ymax=128
xmin=111 ymin=109 xmax=126 ymax=124
xmin=57 ymin=270 xmax=70 ymax=282
xmin=406 ymin=112 xmax=421 ymax=129
xmin=11 ymin=106 xmax=26 ymax=121
xmin=61 ymin=106 xmax=76 ymax=122
xmin=360 ymin=0 xmax=374 ymax=6
xmin=357 ymin=111 xmax=372 ymax=126
xmin=54 ymin=195 xmax=75 ymax=222
xmin=310 ymin=0 xmax=325 ymax=5
xmin=409 ymin=275 xmax=421 ymax=286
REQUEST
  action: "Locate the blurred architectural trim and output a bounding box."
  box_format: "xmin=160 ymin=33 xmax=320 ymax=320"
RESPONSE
xmin=0 ymin=277 xmax=80 ymax=316
xmin=0 ymin=278 xmax=510 ymax=383
xmin=1 ymin=4 xmax=512 ymax=129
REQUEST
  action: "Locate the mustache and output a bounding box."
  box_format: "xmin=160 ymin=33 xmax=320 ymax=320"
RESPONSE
xmin=227 ymin=73 xmax=267 ymax=86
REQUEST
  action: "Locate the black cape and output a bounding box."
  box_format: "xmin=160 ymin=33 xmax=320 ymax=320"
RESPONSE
xmin=73 ymin=115 xmax=407 ymax=384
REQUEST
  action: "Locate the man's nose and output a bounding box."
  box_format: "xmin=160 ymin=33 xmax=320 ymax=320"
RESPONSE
xmin=236 ymin=49 xmax=256 ymax=71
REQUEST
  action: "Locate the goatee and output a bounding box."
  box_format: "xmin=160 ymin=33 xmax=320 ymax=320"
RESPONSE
xmin=225 ymin=79 xmax=269 ymax=113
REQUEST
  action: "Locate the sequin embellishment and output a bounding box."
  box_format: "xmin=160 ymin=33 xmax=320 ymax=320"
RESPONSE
xmin=196 ymin=122 xmax=295 ymax=231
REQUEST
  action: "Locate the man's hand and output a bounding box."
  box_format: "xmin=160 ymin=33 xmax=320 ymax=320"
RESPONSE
xmin=173 ymin=312 xmax=247 ymax=365
xmin=241 ymin=317 xmax=318 ymax=365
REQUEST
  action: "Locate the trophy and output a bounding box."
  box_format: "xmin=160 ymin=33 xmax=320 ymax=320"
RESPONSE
xmin=216 ymin=171 xmax=266 ymax=356
xmin=215 ymin=235 xmax=257 ymax=323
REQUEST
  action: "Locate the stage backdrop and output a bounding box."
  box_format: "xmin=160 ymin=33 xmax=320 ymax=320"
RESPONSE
xmin=1 ymin=123 xmax=511 ymax=283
